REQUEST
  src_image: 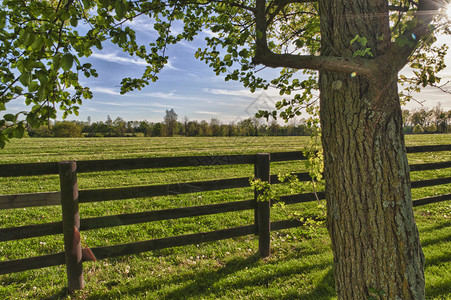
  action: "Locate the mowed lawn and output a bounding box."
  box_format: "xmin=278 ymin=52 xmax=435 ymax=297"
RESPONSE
xmin=0 ymin=135 xmax=450 ymax=299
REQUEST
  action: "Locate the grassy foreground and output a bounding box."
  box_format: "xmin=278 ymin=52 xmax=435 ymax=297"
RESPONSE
xmin=0 ymin=135 xmax=450 ymax=299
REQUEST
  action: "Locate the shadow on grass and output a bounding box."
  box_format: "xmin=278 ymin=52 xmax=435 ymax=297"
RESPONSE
xmin=422 ymin=232 xmax=451 ymax=249
xmin=426 ymin=278 xmax=451 ymax=300
xmin=41 ymin=288 xmax=68 ymax=300
xmin=39 ymin=217 xmax=449 ymax=300
xmin=425 ymin=252 xmax=451 ymax=267
xmin=418 ymin=220 xmax=451 ymax=235
xmin=75 ymin=247 xmax=335 ymax=300
xmin=278 ymin=268 xmax=335 ymax=300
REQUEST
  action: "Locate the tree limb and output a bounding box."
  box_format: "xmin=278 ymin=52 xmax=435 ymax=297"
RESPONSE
xmin=386 ymin=0 xmax=446 ymax=73
xmin=253 ymin=0 xmax=376 ymax=77
xmin=253 ymin=51 xmax=376 ymax=78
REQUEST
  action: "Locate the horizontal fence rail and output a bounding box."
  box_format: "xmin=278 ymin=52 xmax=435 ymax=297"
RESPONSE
xmin=1 ymin=144 xmax=450 ymax=178
xmin=0 ymin=252 xmax=66 ymax=275
xmin=0 ymin=191 xmax=61 ymax=209
xmin=1 ymin=175 xmax=449 ymax=211
xmin=0 ymin=144 xmax=450 ymax=292
xmin=0 ymin=154 xmax=256 ymax=177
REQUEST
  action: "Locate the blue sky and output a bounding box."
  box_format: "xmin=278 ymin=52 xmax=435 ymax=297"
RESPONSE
xmin=6 ymin=16 xmax=451 ymax=124
xmin=71 ymin=15 xmax=451 ymax=124
xmin=69 ymin=16 xmax=294 ymax=124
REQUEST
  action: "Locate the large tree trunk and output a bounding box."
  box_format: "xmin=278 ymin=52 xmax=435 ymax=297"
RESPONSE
xmin=318 ymin=0 xmax=425 ymax=299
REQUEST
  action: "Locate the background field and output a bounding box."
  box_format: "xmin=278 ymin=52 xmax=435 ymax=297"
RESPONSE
xmin=0 ymin=135 xmax=450 ymax=299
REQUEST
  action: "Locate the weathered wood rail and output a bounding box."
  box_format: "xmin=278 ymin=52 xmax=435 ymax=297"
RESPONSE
xmin=0 ymin=144 xmax=450 ymax=292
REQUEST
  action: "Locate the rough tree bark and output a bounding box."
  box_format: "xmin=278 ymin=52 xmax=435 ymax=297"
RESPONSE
xmin=319 ymin=0 xmax=425 ymax=298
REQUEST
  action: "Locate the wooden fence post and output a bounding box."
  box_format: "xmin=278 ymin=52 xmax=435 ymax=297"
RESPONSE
xmin=58 ymin=161 xmax=84 ymax=292
xmin=255 ymin=153 xmax=271 ymax=258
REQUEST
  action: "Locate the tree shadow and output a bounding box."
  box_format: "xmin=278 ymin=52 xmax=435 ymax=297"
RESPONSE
xmin=40 ymin=223 xmax=450 ymax=300
xmin=129 ymin=255 xmax=332 ymax=300
xmin=426 ymin=279 xmax=451 ymax=299
xmin=418 ymin=220 xmax=451 ymax=235
xmin=74 ymin=246 xmax=334 ymax=300
xmin=40 ymin=288 xmax=68 ymax=300
xmin=421 ymin=232 xmax=451 ymax=248
xmin=280 ymin=268 xmax=335 ymax=300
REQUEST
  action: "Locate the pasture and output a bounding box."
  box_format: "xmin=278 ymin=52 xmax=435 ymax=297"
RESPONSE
xmin=0 ymin=135 xmax=450 ymax=299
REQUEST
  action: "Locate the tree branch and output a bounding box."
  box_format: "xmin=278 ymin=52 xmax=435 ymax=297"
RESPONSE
xmin=253 ymin=0 xmax=376 ymax=78
xmin=267 ymin=0 xmax=317 ymax=25
xmin=388 ymin=5 xmax=410 ymax=12
xmin=386 ymin=0 xmax=446 ymax=73
xmin=253 ymin=51 xmax=376 ymax=78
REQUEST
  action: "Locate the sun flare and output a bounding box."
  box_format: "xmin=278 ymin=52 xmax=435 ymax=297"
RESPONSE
xmin=446 ymin=3 xmax=451 ymax=19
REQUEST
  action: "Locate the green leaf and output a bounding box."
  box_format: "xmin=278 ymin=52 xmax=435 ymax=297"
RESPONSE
xmin=3 ymin=114 xmax=16 ymax=122
xmin=0 ymin=136 xmax=6 ymax=149
xmin=20 ymin=29 xmax=35 ymax=46
xmin=53 ymin=55 xmax=61 ymax=70
xmin=82 ymin=0 xmax=92 ymax=8
xmin=70 ymin=17 xmax=78 ymax=27
xmin=19 ymin=72 xmax=32 ymax=87
xmin=15 ymin=59 xmax=25 ymax=73
xmin=29 ymin=81 xmax=40 ymax=92
xmin=13 ymin=125 xmax=25 ymax=138
xmin=350 ymin=34 xmax=360 ymax=45
xmin=95 ymin=40 xmax=103 ymax=50
xmin=295 ymin=39 xmax=304 ymax=48
xmin=35 ymin=70 xmax=49 ymax=85
xmin=26 ymin=113 xmax=39 ymax=128
xmin=61 ymin=54 xmax=74 ymax=72
xmin=360 ymin=36 xmax=368 ymax=47
xmin=61 ymin=11 xmax=70 ymax=21
xmin=30 ymin=36 xmax=45 ymax=51
xmin=115 ymin=0 xmax=126 ymax=20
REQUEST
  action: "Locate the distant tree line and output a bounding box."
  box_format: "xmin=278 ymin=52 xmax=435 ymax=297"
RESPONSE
xmin=27 ymin=109 xmax=315 ymax=138
xmin=402 ymin=105 xmax=451 ymax=134
xmin=26 ymin=106 xmax=450 ymax=138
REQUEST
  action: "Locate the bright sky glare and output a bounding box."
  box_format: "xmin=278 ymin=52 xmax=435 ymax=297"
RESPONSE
xmin=447 ymin=3 xmax=451 ymax=19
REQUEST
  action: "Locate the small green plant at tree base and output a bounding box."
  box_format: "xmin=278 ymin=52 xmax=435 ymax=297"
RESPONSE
xmin=368 ymin=287 xmax=387 ymax=300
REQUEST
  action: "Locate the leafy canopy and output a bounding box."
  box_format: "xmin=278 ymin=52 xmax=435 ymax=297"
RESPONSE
xmin=0 ymin=0 xmax=449 ymax=148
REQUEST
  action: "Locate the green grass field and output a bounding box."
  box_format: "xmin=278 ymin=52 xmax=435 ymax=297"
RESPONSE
xmin=0 ymin=135 xmax=450 ymax=299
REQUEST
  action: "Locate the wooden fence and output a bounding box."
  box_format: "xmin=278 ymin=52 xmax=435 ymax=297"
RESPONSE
xmin=0 ymin=144 xmax=450 ymax=292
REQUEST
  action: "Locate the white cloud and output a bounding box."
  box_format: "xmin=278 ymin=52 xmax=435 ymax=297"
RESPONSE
xmin=203 ymin=88 xmax=254 ymax=97
xmin=91 ymin=87 xmax=121 ymax=96
xmin=165 ymin=59 xmax=181 ymax=71
xmin=141 ymin=92 xmax=176 ymax=99
xmin=140 ymin=91 xmax=213 ymax=102
xmin=201 ymin=29 xmax=220 ymax=38
xmin=93 ymin=101 xmax=128 ymax=107
xmin=124 ymin=17 xmax=157 ymax=35
xmin=91 ymin=52 xmax=147 ymax=66
xmin=195 ymin=110 xmax=219 ymax=115
xmin=91 ymin=51 xmax=183 ymax=71
xmin=178 ymin=41 xmax=199 ymax=51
